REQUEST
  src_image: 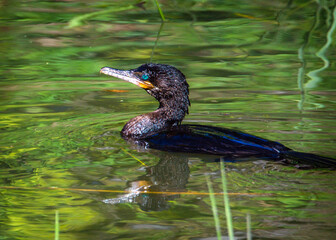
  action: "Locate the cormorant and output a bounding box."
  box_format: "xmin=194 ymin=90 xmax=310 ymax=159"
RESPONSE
xmin=100 ymin=63 xmax=336 ymax=168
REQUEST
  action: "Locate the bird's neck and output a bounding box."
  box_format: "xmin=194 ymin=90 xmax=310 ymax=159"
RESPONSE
xmin=158 ymin=90 xmax=189 ymax=117
xmin=121 ymin=94 xmax=189 ymax=139
xmin=156 ymin=90 xmax=189 ymax=128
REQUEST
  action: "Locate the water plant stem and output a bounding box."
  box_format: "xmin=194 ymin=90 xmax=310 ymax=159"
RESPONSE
xmin=220 ymin=160 xmax=235 ymax=240
xmin=150 ymin=22 xmax=165 ymax=62
xmin=153 ymin=0 xmax=166 ymax=21
xmin=55 ymin=210 xmax=59 ymax=240
xmin=205 ymin=174 xmax=222 ymax=240
xmin=121 ymin=148 xmax=147 ymax=166
xmin=247 ymin=213 xmax=252 ymax=240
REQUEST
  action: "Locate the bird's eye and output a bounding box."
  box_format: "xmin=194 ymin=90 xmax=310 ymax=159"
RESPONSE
xmin=142 ymin=74 xmax=149 ymax=80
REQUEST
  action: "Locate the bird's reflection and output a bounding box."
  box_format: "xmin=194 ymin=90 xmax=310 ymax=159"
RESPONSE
xmin=103 ymin=152 xmax=190 ymax=211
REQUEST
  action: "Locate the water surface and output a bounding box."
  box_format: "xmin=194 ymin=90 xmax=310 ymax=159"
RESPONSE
xmin=1 ymin=1 xmax=336 ymax=239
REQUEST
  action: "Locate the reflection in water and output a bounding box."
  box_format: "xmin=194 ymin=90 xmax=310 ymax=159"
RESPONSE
xmin=103 ymin=153 xmax=189 ymax=211
xmin=306 ymin=5 xmax=336 ymax=89
xmin=298 ymin=4 xmax=336 ymax=110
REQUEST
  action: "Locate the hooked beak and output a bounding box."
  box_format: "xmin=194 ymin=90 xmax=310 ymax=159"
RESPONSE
xmin=100 ymin=67 xmax=155 ymax=90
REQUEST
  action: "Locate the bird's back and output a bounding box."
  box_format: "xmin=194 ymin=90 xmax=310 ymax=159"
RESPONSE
xmin=143 ymin=124 xmax=290 ymax=160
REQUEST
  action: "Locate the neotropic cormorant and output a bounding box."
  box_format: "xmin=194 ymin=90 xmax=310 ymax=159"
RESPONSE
xmin=100 ymin=63 xmax=336 ymax=168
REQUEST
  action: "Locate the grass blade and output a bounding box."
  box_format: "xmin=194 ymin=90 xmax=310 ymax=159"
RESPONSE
xmin=220 ymin=160 xmax=235 ymax=240
xmin=205 ymin=174 xmax=222 ymax=240
xmin=150 ymin=22 xmax=165 ymax=62
xmin=55 ymin=210 xmax=59 ymax=240
xmin=153 ymin=0 xmax=166 ymax=21
xmin=247 ymin=213 xmax=252 ymax=240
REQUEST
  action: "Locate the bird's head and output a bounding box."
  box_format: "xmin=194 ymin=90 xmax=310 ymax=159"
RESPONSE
xmin=100 ymin=63 xmax=190 ymax=111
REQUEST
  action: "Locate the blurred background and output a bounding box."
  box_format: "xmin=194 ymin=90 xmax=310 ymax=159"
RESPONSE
xmin=0 ymin=0 xmax=336 ymax=239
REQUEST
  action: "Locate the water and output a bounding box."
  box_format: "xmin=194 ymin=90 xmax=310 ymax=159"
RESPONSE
xmin=1 ymin=1 xmax=336 ymax=239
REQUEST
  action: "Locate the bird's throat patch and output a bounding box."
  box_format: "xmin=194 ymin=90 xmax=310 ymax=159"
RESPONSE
xmin=139 ymin=81 xmax=155 ymax=89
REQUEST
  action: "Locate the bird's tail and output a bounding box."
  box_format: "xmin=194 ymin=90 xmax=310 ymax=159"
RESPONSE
xmin=282 ymin=151 xmax=336 ymax=169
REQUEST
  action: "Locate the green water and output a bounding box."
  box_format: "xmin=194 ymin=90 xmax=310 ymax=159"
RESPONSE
xmin=1 ymin=1 xmax=336 ymax=239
